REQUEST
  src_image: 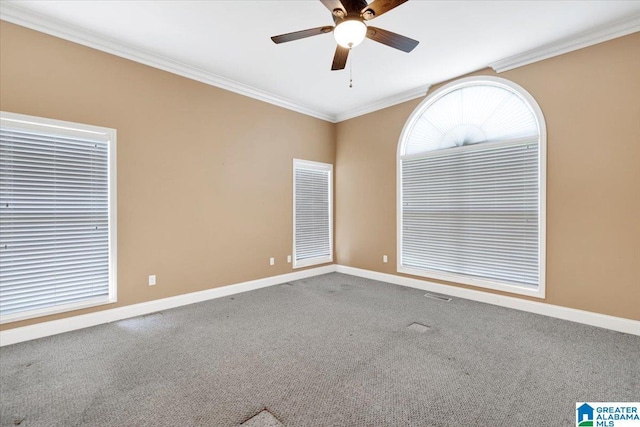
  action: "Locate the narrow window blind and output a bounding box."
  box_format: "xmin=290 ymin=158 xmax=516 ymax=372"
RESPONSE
xmin=293 ymin=160 xmax=332 ymax=268
xmin=0 ymin=114 xmax=115 ymax=321
xmin=401 ymin=140 xmax=539 ymax=287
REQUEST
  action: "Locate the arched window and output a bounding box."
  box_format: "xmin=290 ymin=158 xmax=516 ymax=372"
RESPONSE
xmin=397 ymin=76 xmax=546 ymax=297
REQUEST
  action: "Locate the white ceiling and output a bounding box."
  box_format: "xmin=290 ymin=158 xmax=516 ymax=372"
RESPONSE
xmin=2 ymin=1 xmax=640 ymax=121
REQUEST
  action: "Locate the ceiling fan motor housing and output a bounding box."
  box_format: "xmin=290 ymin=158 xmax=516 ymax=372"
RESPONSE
xmin=332 ymin=0 xmax=372 ymax=23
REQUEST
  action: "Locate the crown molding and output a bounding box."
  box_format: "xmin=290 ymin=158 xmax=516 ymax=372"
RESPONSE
xmin=490 ymin=14 xmax=640 ymax=73
xmin=3 ymin=3 xmax=638 ymax=123
xmin=0 ymin=3 xmax=336 ymax=122
xmin=334 ymin=84 xmax=431 ymax=122
xmin=0 ymin=2 xmax=431 ymax=124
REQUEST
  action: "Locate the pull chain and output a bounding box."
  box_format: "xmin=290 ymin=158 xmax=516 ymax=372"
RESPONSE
xmin=349 ymin=48 xmax=353 ymax=88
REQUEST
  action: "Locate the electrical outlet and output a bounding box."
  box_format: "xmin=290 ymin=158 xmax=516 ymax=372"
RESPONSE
xmin=287 ymin=255 xmax=291 ymax=263
xmin=148 ymin=275 xmax=156 ymax=286
xmin=383 ymin=255 xmax=388 ymax=263
xmin=269 ymin=257 xmax=275 ymax=266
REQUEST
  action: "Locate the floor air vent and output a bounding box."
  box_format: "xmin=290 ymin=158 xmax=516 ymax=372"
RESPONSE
xmin=424 ymin=292 xmax=452 ymax=302
xmin=241 ymin=410 xmax=283 ymax=426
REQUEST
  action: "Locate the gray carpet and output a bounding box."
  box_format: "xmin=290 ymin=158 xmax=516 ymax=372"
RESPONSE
xmin=1 ymin=273 xmax=638 ymax=426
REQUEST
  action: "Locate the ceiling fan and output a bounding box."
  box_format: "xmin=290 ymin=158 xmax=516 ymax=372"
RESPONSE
xmin=271 ymin=0 xmax=418 ymax=71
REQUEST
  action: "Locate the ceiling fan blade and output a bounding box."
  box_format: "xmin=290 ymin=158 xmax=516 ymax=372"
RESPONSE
xmin=331 ymin=46 xmax=349 ymax=70
xmin=366 ymin=27 xmax=419 ymax=52
xmin=271 ymin=26 xmax=333 ymax=44
xmin=320 ymin=0 xmax=347 ymax=15
xmin=361 ymin=0 xmax=408 ymax=20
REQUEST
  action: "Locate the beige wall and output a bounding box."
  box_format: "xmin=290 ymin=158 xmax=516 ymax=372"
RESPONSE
xmin=1 ymin=21 xmax=638 ymax=330
xmin=0 ymin=22 xmax=335 ymax=330
xmin=336 ymin=33 xmax=640 ymax=321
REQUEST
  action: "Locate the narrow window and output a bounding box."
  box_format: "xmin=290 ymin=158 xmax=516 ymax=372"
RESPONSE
xmin=293 ymin=159 xmax=333 ymax=269
xmin=0 ymin=112 xmax=117 ymax=322
xmin=397 ymin=77 xmax=546 ymax=297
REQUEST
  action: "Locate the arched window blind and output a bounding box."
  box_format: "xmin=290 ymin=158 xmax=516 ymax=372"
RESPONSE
xmin=0 ymin=112 xmax=117 ymax=323
xmin=398 ymin=77 xmax=546 ymax=297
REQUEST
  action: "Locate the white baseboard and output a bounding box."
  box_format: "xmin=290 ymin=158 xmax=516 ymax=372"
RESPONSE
xmin=335 ymin=265 xmax=640 ymax=336
xmin=3 ymin=263 xmax=637 ymax=346
xmin=0 ymin=265 xmax=336 ymax=347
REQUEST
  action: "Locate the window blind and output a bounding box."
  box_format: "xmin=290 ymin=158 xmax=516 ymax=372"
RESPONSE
xmin=401 ymin=140 xmax=539 ymax=287
xmin=293 ymin=161 xmax=332 ymax=268
xmin=0 ymin=122 xmax=112 ymax=319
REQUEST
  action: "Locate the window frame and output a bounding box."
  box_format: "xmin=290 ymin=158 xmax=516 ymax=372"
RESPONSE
xmin=0 ymin=111 xmax=117 ymax=323
xmin=292 ymin=158 xmax=333 ymax=269
xmin=396 ymin=76 xmax=547 ymax=298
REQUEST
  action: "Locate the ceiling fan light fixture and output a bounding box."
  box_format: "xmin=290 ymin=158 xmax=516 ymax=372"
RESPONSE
xmin=333 ymin=19 xmax=367 ymax=48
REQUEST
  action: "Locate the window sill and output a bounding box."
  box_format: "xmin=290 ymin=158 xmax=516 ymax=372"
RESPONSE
xmin=397 ymin=265 xmax=545 ymax=299
xmin=0 ymin=296 xmax=117 ymax=324
xmin=293 ymin=256 xmax=333 ymax=269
